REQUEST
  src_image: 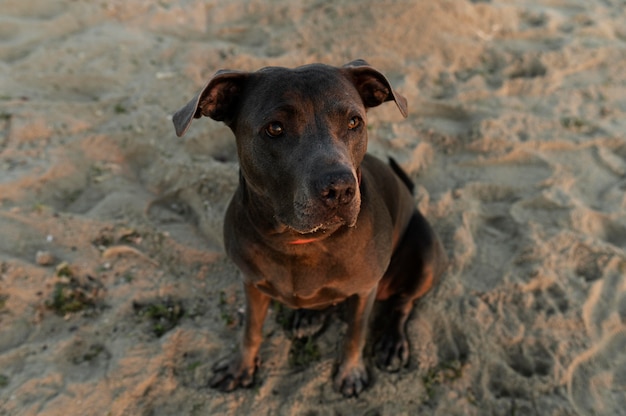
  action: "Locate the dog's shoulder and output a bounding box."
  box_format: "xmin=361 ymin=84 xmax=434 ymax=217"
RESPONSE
xmin=361 ymin=154 xmax=413 ymax=195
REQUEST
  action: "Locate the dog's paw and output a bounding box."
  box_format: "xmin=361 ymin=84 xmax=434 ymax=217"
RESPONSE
xmin=333 ymin=360 xmax=370 ymax=397
xmin=209 ymin=354 xmax=259 ymax=392
xmin=290 ymin=308 xmax=327 ymax=339
xmin=374 ymin=330 xmax=410 ymax=372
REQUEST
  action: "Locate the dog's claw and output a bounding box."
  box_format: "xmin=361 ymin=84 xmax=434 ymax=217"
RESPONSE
xmin=333 ymin=361 xmax=370 ymax=398
xmin=209 ymin=355 xmax=258 ymax=391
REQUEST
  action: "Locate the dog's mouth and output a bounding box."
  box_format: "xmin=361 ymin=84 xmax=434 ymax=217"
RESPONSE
xmin=269 ymin=195 xmax=360 ymax=243
xmin=281 ymin=204 xmax=360 ymax=238
xmin=283 ymin=222 xmax=341 ymax=245
xmin=274 ymin=167 xmax=362 ymax=240
xmin=288 ymin=215 xmax=350 ymax=235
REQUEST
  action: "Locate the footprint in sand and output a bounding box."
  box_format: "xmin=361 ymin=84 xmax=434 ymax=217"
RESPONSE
xmin=566 ymin=258 xmax=626 ymax=415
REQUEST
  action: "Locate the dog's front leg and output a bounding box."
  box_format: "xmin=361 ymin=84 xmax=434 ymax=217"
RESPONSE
xmin=333 ymin=288 xmax=377 ymax=397
xmin=210 ymin=281 xmax=270 ymax=391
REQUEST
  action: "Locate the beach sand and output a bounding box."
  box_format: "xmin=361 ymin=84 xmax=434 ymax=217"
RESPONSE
xmin=1 ymin=0 xmax=625 ymax=414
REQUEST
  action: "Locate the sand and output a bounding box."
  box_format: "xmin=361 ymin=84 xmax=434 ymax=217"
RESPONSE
xmin=1 ymin=0 xmax=625 ymax=414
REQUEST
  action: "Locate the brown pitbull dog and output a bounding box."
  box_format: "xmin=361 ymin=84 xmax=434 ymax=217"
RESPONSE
xmin=172 ymin=59 xmax=447 ymax=397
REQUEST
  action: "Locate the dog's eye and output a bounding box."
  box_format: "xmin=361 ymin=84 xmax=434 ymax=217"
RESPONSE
xmin=348 ymin=116 xmax=361 ymax=130
xmin=265 ymin=122 xmax=284 ymax=138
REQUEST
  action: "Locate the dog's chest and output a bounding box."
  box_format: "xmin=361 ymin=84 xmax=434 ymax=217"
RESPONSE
xmin=255 ymin=278 xmax=346 ymax=309
xmin=241 ymin=245 xmax=385 ymax=309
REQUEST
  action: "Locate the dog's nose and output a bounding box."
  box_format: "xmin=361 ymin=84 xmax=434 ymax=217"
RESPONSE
xmin=316 ymin=171 xmax=357 ymax=208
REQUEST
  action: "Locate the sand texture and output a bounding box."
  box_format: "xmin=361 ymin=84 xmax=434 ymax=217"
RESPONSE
xmin=1 ymin=0 xmax=625 ymax=415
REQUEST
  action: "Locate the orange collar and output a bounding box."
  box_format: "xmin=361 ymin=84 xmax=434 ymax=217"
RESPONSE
xmin=289 ymin=237 xmax=320 ymax=245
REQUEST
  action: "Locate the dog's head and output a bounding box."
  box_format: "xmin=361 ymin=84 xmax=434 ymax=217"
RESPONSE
xmin=173 ymin=59 xmax=407 ymax=235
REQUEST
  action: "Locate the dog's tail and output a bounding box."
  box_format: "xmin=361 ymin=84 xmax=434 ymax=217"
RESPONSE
xmin=388 ymin=157 xmax=415 ymax=195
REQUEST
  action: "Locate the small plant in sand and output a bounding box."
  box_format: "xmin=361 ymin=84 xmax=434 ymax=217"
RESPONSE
xmin=217 ymin=290 xmax=241 ymax=328
xmin=45 ymin=262 xmax=105 ymax=317
xmin=422 ymin=360 xmax=464 ymax=403
xmin=71 ymin=343 xmax=109 ymax=365
xmin=186 ymin=361 xmax=202 ymax=372
xmin=272 ymin=302 xmax=323 ymax=369
xmin=0 ymin=294 xmax=8 ymax=312
xmin=218 ymin=291 xmax=235 ymax=326
xmin=133 ymin=298 xmax=185 ymax=337
xmin=560 ymin=116 xmax=598 ymax=134
xmin=272 ymin=300 xmax=290 ymax=329
xmin=288 ymin=336 xmax=321 ymax=370
xmin=0 ymin=374 xmax=8 ymax=388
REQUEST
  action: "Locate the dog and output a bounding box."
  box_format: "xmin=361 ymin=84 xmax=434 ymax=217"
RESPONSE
xmin=172 ymin=59 xmax=447 ymax=397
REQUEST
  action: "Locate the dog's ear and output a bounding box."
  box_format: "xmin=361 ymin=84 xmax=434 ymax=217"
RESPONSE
xmin=172 ymin=70 xmax=249 ymax=137
xmin=342 ymin=60 xmax=408 ymax=118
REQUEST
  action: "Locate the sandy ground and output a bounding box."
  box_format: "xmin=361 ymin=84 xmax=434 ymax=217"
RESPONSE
xmin=1 ymin=0 xmax=625 ymax=414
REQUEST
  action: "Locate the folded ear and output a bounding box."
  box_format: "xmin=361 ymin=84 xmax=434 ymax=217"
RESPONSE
xmin=342 ymin=59 xmax=408 ymax=118
xmin=172 ymin=70 xmax=249 ymax=137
